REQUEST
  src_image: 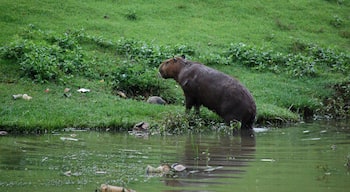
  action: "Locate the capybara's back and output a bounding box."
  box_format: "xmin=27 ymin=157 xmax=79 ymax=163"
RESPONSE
xmin=159 ymin=56 xmax=256 ymax=130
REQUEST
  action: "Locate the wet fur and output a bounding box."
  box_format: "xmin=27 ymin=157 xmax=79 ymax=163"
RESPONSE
xmin=159 ymin=56 xmax=256 ymax=129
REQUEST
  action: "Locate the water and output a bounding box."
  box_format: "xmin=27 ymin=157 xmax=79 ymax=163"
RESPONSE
xmin=0 ymin=120 xmax=349 ymax=192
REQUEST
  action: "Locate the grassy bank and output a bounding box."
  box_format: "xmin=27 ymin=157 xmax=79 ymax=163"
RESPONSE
xmin=1 ymin=0 xmax=349 ymax=133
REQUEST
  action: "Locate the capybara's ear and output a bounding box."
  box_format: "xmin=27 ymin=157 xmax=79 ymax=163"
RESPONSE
xmin=181 ymin=54 xmax=186 ymax=59
xmin=173 ymin=57 xmax=177 ymax=62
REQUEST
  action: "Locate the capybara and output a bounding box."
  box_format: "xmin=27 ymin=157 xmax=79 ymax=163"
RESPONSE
xmin=159 ymin=55 xmax=256 ymax=130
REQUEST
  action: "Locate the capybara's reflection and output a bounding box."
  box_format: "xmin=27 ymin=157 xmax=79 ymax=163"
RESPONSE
xmin=161 ymin=133 xmax=256 ymax=188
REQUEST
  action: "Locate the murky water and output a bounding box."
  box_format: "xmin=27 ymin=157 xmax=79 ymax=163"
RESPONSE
xmin=0 ymin=120 xmax=349 ymax=192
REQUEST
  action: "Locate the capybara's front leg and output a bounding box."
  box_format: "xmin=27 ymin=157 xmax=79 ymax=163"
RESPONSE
xmin=194 ymin=104 xmax=200 ymax=115
xmin=185 ymin=96 xmax=194 ymax=113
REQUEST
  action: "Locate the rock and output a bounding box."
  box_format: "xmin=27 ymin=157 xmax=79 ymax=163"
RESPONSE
xmin=147 ymin=96 xmax=166 ymax=105
xmin=98 ymin=184 xmax=136 ymax=192
xmin=133 ymin=122 xmax=149 ymax=131
xmin=116 ymin=91 xmax=127 ymax=98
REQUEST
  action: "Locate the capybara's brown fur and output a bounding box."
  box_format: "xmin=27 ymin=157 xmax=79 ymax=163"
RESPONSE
xmin=159 ymin=56 xmax=256 ymax=130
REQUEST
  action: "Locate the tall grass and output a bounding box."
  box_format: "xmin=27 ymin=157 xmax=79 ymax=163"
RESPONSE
xmin=0 ymin=0 xmax=348 ymax=51
xmin=0 ymin=0 xmax=349 ymax=132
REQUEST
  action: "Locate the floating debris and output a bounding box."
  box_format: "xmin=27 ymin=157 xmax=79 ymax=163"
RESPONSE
xmin=203 ymin=166 xmax=223 ymax=172
xmin=95 ymin=171 xmax=107 ymax=174
xmin=188 ymin=170 xmax=200 ymax=174
xmin=171 ymin=163 xmax=186 ymax=172
xmin=331 ymin=144 xmax=337 ymax=150
xmin=63 ymin=170 xmax=82 ymax=177
xmin=346 ymin=155 xmax=350 ymax=169
xmin=98 ymin=184 xmax=136 ymax=192
xmin=260 ymin=158 xmax=276 ymax=162
xmin=77 ymin=88 xmax=90 ymax=93
xmin=303 ymin=130 xmax=311 ymax=134
xmin=0 ymin=131 xmax=8 ymax=136
xmin=41 ymin=157 xmax=48 ymax=163
xmin=64 ymin=88 xmax=70 ymax=93
xmin=60 ymin=137 xmax=78 ymax=142
xmin=253 ymin=127 xmax=269 ymax=133
xmin=146 ymin=164 xmax=170 ymax=175
xmin=301 ymin=138 xmax=321 ymax=141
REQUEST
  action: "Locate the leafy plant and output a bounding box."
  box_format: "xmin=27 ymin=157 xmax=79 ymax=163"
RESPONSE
xmin=115 ymin=38 xmax=195 ymax=67
xmin=330 ymin=15 xmax=343 ymax=28
xmin=159 ymin=112 xmax=238 ymax=135
xmin=111 ymin=62 xmax=165 ymax=98
xmin=125 ymin=10 xmax=137 ymax=21
xmin=224 ymin=42 xmax=349 ymax=77
xmin=0 ymin=26 xmax=91 ymax=83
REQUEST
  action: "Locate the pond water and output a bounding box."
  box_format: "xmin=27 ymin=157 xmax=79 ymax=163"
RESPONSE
xmin=0 ymin=120 xmax=349 ymax=192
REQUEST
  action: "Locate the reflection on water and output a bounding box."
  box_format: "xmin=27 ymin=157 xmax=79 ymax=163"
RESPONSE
xmin=0 ymin=120 xmax=349 ymax=192
xmin=161 ymin=134 xmax=255 ymax=190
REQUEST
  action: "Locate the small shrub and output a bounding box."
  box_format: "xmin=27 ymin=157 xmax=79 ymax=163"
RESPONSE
xmin=115 ymin=38 xmax=195 ymax=67
xmin=318 ymin=80 xmax=350 ymax=119
xmin=224 ymin=42 xmax=349 ymax=77
xmin=111 ymin=62 xmax=166 ymax=97
xmin=125 ymin=10 xmax=137 ymax=21
xmin=339 ymin=30 xmax=350 ymax=39
xmin=285 ymin=54 xmax=317 ymax=77
xmin=0 ymin=27 xmax=92 ymax=83
xmin=330 ymin=15 xmax=343 ymax=28
xmin=199 ymin=53 xmax=230 ymax=65
xmin=159 ymin=112 xmax=239 ymax=135
xmin=275 ymin=19 xmax=294 ymax=31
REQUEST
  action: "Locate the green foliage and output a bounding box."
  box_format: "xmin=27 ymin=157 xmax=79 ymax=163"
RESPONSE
xmin=199 ymin=53 xmax=230 ymax=66
xmin=330 ymin=15 xmax=344 ymax=28
xmin=159 ymin=112 xmax=236 ymax=135
xmin=224 ymin=42 xmax=349 ymax=78
xmin=0 ymin=26 xmax=91 ymax=83
xmin=115 ymin=38 xmax=195 ymax=67
xmin=305 ymin=45 xmax=350 ymax=73
xmin=125 ymin=9 xmax=137 ymax=21
xmin=318 ymin=80 xmax=350 ymax=118
xmin=111 ymin=63 xmax=164 ymax=98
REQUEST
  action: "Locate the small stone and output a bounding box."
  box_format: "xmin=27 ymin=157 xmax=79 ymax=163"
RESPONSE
xmin=133 ymin=122 xmax=149 ymax=131
xmin=147 ymin=96 xmax=166 ymax=105
xmin=116 ymin=91 xmax=127 ymax=98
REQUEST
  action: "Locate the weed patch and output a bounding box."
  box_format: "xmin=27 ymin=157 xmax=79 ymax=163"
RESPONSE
xmin=223 ymin=42 xmax=350 ymax=77
xmin=159 ymin=112 xmax=238 ymax=135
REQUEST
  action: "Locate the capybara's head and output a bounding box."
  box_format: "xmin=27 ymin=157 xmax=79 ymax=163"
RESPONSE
xmin=159 ymin=55 xmax=187 ymax=80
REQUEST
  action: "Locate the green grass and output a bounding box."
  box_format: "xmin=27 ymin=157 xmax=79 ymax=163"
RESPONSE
xmin=0 ymin=0 xmax=349 ymax=133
